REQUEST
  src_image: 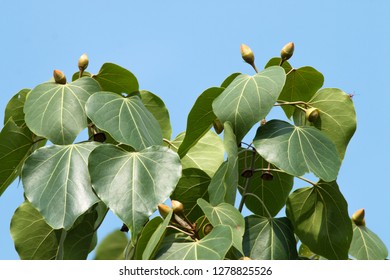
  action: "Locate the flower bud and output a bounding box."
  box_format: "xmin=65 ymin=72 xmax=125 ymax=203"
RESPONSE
xmin=240 ymin=44 xmax=255 ymax=65
xmin=261 ymin=171 xmax=274 ymax=181
xmin=213 ymin=118 xmax=224 ymax=134
xmin=171 ymin=200 xmax=184 ymax=214
xmin=305 ymin=107 xmax=320 ymax=123
xmin=53 ymin=70 xmax=67 ymax=84
xmin=281 ymin=42 xmax=295 ymax=61
xmin=158 ymin=203 xmax=171 ymax=218
xmin=352 ymin=208 xmax=366 ymax=226
xmin=241 ymin=168 xmax=254 ymax=178
xmin=202 ymin=223 xmax=213 ymax=236
xmin=78 ymin=53 xmax=89 ymax=72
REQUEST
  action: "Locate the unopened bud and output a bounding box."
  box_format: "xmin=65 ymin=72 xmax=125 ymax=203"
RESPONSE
xmin=305 ymin=107 xmax=320 ymax=123
xmin=213 ymin=118 xmax=224 ymax=134
xmin=203 ymin=224 xmax=213 ymax=236
xmin=158 ymin=204 xmax=171 ymax=218
xmin=171 ymin=200 xmax=184 ymax=214
xmin=281 ymin=42 xmax=295 ymax=61
xmin=261 ymin=171 xmax=274 ymax=181
xmin=240 ymin=44 xmax=255 ymax=65
xmin=53 ymin=70 xmax=67 ymax=84
xmin=352 ymin=208 xmax=366 ymax=226
xmin=78 ymin=53 xmax=89 ymax=72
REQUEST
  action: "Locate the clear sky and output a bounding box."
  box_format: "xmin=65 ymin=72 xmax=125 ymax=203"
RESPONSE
xmin=1 ymin=1 xmax=389 ymax=259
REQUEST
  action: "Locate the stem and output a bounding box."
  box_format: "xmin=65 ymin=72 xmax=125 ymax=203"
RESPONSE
xmin=275 ymin=100 xmax=308 ymax=107
xmin=56 ymin=229 xmax=67 ymax=260
xmin=167 ymin=225 xmax=194 ymax=237
xmin=296 ymin=176 xmax=318 ymax=186
xmin=250 ymin=62 xmax=259 ymax=73
xmin=163 ymin=138 xmax=179 ymax=150
xmin=286 ymin=68 xmax=295 ymax=75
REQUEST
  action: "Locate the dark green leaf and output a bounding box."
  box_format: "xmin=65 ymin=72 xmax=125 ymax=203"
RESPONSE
xmin=243 ymin=215 xmax=297 ymax=260
xmin=264 ymin=57 xmax=293 ymax=73
xmin=155 ymin=225 xmax=232 ymax=260
xmin=86 ymin=91 xmax=162 ymax=150
xmin=172 ymin=131 xmax=224 ymax=177
xmin=71 ymin=71 xmax=92 ymax=82
xmin=294 ymin=88 xmax=356 ymax=160
xmin=134 ymin=217 xmax=164 ymax=260
xmin=0 ymin=119 xmax=35 ymax=196
xmin=140 ymin=90 xmax=172 ymax=140
xmin=88 ymin=144 xmax=181 ymax=241
xmin=253 ymin=120 xmax=341 ymax=182
xmin=24 ymin=78 xmax=101 ymax=144
xmin=286 ymin=181 xmax=352 ymax=260
xmin=94 ymin=230 xmax=128 ymax=260
xmin=4 ymin=89 xmax=30 ymax=126
xmin=278 ymin=67 xmax=324 ymax=118
xmin=22 ymin=142 xmax=100 ymax=230
xmin=197 ymin=199 xmax=244 ymax=254
xmin=220 ymin=72 xmax=241 ymax=88
xmin=177 ymin=87 xmax=224 ymax=158
xmin=93 ymin=62 xmax=139 ymax=94
xmin=238 ymin=149 xmax=293 ymax=217
xmin=349 ymin=223 xmax=388 ymax=260
xmin=212 ymin=66 xmax=286 ymax=143
xmin=171 ymin=168 xmax=211 ymax=221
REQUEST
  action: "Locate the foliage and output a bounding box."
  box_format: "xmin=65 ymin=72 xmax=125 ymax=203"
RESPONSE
xmin=1 ymin=43 xmax=388 ymax=260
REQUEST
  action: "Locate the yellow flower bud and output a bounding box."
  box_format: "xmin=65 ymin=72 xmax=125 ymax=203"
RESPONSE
xmin=53 ymin=70 xmax=66 ymax=84
xmin=281 ymin=42 xmax=295 ymax=61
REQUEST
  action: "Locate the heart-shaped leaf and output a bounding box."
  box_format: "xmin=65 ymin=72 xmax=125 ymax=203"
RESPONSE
xmin=177 ymin=87 xmax=224 ymax=158
xmin=134 ymin=216 xmax=164 ymax=260
xmin=11 ymin=200 xmax=99 ymax=260
xmin=172 ymin=130 xmax=224 ymax=177
xmin=265 ymin=57 xmax=293 ymax=73
xmin=4 ymin=88 xmax=30 ymax=126
xmin=140 ymin=90 xmax=172 ymax=140
xmin=93 ymin=62 xmax=139 ymax=94
xmin=212 ymin=66 xmax=286 ymax=143
xmin=24 ymin=77 xmax=101 ymax=145
xmin=286 ymin=181 xmax=352 ymax=260
xmin=86 ymin=91 xmax=162 ymax=150
xmin=94 ymin=230 xmax=128 ymax=260
xmin=278 ymin=67 xmax=324 ymax=118
xmin=243 ymin=215 xmax=298 ymax=260
xmin=155 ymin=225 xmax=232 ymax=260
xmin=197 ymin=199 xmax=245 ymax=254
xmin=88 ymin=144 xmax=181 ymax=240
xmin=22 ymin=142 xmax=100 ymax=230
xmin=253 ymin=120 xmax=341 ymax=182
xmin=293 ymin=88 xmax=356 ymax=160
xmin=220 ymin=73 xmax=241 ymax=88
xmin=349 ymin=223 xmax=388 ymax=260
xmin=0 ymin=119 xmax=35 ymax=195
xmin=171 ymin=168 xmax=211 ymax=221
xmin=238 ymin=149 xmax=293 ymax=217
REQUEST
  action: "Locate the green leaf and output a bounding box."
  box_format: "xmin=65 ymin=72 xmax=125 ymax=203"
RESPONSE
xmin=71 ymin=71 xmax=92 ymax=82
xmin=286 ymin=181 xmax=352 ymax=260
xmin=86 ymin=91 xmax=162 ymax=150
xmin=88 ymin=144 xmax=181 ymax=241
xmin=171 ymin=168 xmax=211 ymax=221
xmin=22 ymin=142 xmax=100 ymax=230
xmin=93 ymin=62 xmax=139 ymax=94
xmin=140 ymin=90 xmax=172 ymax=140
xmin=156 ymin=225 xmax=233 ymax=260
xmin=349 ymin=223 xmax=388 ymax=260
xmin=238 ymin=149 xmax=293 ymax=217
xmin=0 ymin=119 xmax=35 ymax=196
xmin=222 ymin=122 xmax=238 ymax=205
xmin=24 ymin=77 xmax=101 ymax=145
xmin=294 ymin=88 xmax=357 ymax=160
xmin=243 ymin=215 xmax=298 ymax=260
xmin=253 ymin=120 xmax=341 ymax=182
xmin=197 ymin=199 xmax=245 ymax=254
xmin=278 ymin=67 xmax=324 ymax=118
xmin=265 ymin=57 xmax=293 ymax=73
xmin=177 ymin=87 xmax=224 ymax=158
xmin=172 ymin=130 xmax=224 ymax=177
xmin=142 ymin=210 xmax=173 ymax=260
xmin=220 ymin=72 xmax=242 ymax=88
xmin=134 ymin=217 xmax=164 ymax=260
xmin=213 ymin=66 xmax=286 ymax=143
xmin=298 ymin=243 xmax=320 ymax=259
xmin=94 ymin=230 xmax=128 ymax=260
xmin=10 ymin=201 xmax=59 ymax=260
xmin=4 ymin=89 xmax=30 ymax=125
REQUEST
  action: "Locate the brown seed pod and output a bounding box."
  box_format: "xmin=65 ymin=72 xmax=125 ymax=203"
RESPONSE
xmin=261 ymin=171 xmax=274 ymax=181
xmin=53 ymin=69 xmax=67 ymax=84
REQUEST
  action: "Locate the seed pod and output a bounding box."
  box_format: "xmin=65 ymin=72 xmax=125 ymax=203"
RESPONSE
xmin=261 ymin=171 xmax=273 ymax=181
xmin=93 ymin=132 xmax=106 ymax=143
xmin=240 ymin=44 xmax=255 ymax=65
xmin=158 ymin=204 xmax=171 ymax=218
xmin=213 ymin=118 xmax=224 ymax=134
xmin=202 ymin=223 xmax=213 ymax=236
xmin=352 ymin=208 xmax=366 ymax=226
xmin=78 ymin=53 xmax=89 ymax=72
xmin=53 ymin=69 xmax=67 ymax=84
xmin=281 ymin=42 xmax=295 ymax=61
xmin=171 ymin=200 xmax=184 ymax=214
xmin=241 ymin=168 xmax=254 ymax=178
xmin=305 ymin=107 xmax=320 ymax=123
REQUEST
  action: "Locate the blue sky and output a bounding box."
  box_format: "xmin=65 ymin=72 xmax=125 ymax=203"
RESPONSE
xmin=1 ymin=1 xmax=389 ymax=259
